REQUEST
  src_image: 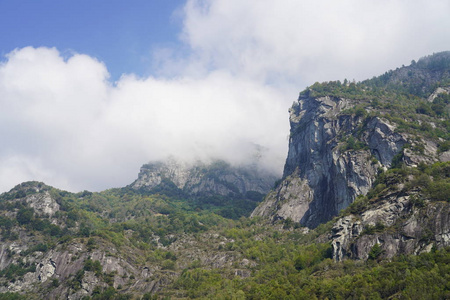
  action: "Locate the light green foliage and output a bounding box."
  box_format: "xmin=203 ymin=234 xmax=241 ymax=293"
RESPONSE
xmin=168 ymin=230 xmax=450 ymax=299
xmin=341 ymin=136 xmax=368 ymax=151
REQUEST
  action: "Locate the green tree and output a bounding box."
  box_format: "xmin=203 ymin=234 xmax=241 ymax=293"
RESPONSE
xmin=368 ymin=243 xmax=383 ymax=260
xmin=16 ymin=208 xmax=33 ymax=225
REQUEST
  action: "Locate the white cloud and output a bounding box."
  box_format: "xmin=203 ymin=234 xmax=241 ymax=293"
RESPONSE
xmin=0 ymin=47 xmax=289 ymax=192
xmin=180 ymin=0 xmax=450 ymax=84
xmin=1 ymin=0 xmax=450 ymax=192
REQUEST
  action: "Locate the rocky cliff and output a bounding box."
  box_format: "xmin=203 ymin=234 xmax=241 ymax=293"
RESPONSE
xmin=252 ymin=52 xmax=450 ymax=228
xmin=251 ymin=95 xmax=413 ymax=227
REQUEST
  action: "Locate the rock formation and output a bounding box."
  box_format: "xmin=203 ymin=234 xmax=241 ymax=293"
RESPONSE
xmin=331 ymin=193 xmax=450 ymax=261
xmin=252 ymin=94 xmax=417 ymax=227
xmin=131 ymin=157 xmax=278 ymax=199
xmin=252 ymin=52 xmax=450 ymax=228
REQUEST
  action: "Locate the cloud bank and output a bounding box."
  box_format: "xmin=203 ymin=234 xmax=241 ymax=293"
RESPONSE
xmin=0 ymin=47 xmax=288 ymax=192
xmin=1 ymin=0 xmax=450 ymax=192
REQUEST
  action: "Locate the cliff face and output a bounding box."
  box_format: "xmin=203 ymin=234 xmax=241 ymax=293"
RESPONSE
xmin=131 ymin=158 xmax=277 ymax=199
xmin=252 ymin=95 xmax=419 ymax=227
xmin=252 ymin=52 xmax=450 ymax=228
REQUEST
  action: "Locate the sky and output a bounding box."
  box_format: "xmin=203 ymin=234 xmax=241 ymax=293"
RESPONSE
xmin=0 ymin=0 xmax=450 ymax=193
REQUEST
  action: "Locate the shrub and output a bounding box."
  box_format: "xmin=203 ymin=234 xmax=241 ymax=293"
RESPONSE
xmin=426 ymin=181 xmax=450 ymax=201
xmin=51 ymin=278 xmax=59 ymax=287
xmin=368 ymin=243 xmax=384 ymax=260
xmin=83 ymin=259 xmax=102 ymax=276
xmin=16 ymin=208 xmax=34 ymax=225
xmin=347 ymin=196 xmax=369 ymax=214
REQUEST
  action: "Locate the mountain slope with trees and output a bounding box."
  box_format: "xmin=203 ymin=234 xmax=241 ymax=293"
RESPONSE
xmin=0 ymin=52 xmax=449 ymax=299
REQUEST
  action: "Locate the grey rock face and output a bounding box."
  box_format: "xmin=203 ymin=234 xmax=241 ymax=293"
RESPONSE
xmin=252 ymin=88 xmax=443 ymax=228
xmin=364 ymin=117 xmax=406 ymax=167
xmin=427 ymin=86 xmax=450 ymax=102
xmin=331 ymin=194 xmax=450 ymax=261
xmin=131 ymin=157 xmax=278 ymax=198
xmin=0 ymin=237 xmax=175 ymax=299
xmin=251 ymin=172 xmax=313 ymax=222
xmin=253 ymin=95 xmax=407 ymax=227
xmin=25 ymin=191 xmax=60 ymax=217
xmin=131 ymin=158 xmax=192 ymax=191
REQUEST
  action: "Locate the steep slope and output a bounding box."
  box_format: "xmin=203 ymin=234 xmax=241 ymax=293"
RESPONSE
xmin=0 ymin=159 xmax=278 ymax=298
xmin=252 ymin=51 xmax=450 ymax=228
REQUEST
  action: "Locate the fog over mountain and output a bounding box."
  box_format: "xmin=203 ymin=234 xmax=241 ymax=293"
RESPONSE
xmin=1 ymin=0 xmax=450 ymax=192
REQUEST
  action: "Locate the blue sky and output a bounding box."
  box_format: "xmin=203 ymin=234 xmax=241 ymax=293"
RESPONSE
xmin=0 ymin=0 xmax=449 ymax=193
xmin=0 ymin=0 xmax=186 ymax=80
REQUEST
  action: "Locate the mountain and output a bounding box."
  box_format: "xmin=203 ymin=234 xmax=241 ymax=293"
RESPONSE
xmin=0 ymin=159 xmax=279 ymax=299
xmin=0 ymin=52 xmax=449 ymax=299
xmin=131 ymin=157 xmax=276 ymax=200
xmin=131 ymin=157 xmax=278 ymax=219
xmin=251 ymin=51 xmax=450 ymax=262
xmin=0 ymin=178 xmax=265 ymax=299
xmin=252 ymin=51 xmax=450 ymax=228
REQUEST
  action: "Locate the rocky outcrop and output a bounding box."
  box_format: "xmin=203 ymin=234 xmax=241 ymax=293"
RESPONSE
xmin=25 ymin=191 xmax=60 ymax=217
xmin=131 ymin=157 xmax=277 ymax=198
xmin=131 ymin=158 xmax=192 ymax=191
xmin=251 ymin=80 xmax=448 ymax=228
xmin=427 ymin=86 xmax=450 ymax=102
xmin=1 ymin=182 xmax=60 ymax=217
xmin=0 ymin=221 xmax=259 ymax=299
xmin=331 ymin=192 xmax=450 ymax=261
